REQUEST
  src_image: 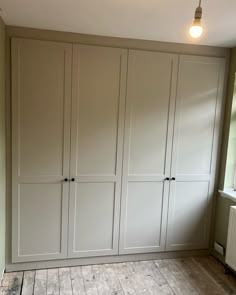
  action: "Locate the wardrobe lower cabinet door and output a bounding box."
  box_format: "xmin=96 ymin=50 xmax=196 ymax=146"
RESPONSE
xmin=119 ymin=50 xmax=178 ymax=254
xmin=166 ymin=55 xmax=226 ymax=251
xmin=68 ymin=45 xmax=127 ymax=258
xmin=11 ymin=38 xmax=72 ymax=262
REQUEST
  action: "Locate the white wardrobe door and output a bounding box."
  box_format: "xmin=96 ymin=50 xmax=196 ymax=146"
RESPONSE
xmin=68 ymin=45 xmax=127 ymax=258
xmin=166 ymin=55 xmax=226 ymax=251
xmin=119 ymin=50 xmax=178 ymax=254
xmin=11 ymin=38 xmax=72 ymax=262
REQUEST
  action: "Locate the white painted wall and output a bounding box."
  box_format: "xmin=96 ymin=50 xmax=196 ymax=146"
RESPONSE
xmin=0 ymin=0 xmax=236 ymax=46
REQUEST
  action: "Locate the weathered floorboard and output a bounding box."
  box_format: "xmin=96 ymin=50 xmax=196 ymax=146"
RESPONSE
xmin=22 ymin=271 xmax=35 ymax=295
xmin=58 ymin=268 xmax=72 ymax=295
xmin=1 ymin=256 xmax=236 ymax=295
xmin=125 ymin=261 xmax=150 ymax=295
xmin=47 ymin=269 xmax=59 ymax=295
xmin=155 ymin=259 xmax=198 ymax=295
xmin=70 ymin=266 xmax=86 ymax=295
xmin=101 ymin=263 xmax=124 ymax=295
xmin=81 ymin=265 xmax=98 ymax=295
xmin=174 ymin=258 xmax=227 ymax=295
xmin=92 ymin=264 xmax=110 ymax=295
xmin=133 ymin=260 xmax=174 ymax=295
xmin=112 ymin=263 xmax=136 ymax=295
xmin=194 ymin=256 xmax=236 ymax=295
xmin=1 ymin=272 xmax=23 ymax=295
xmin=34 ymin=270 xmax=47 ymax=295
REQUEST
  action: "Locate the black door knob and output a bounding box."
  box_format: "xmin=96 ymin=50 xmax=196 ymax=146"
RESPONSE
xmin=64 ymin=178 xmax=68 ymax=182
xmin=71 ymin=178 xmax=75 ymax=182
xmin=164 ymin=177 xmax=170 ymax=181
xmin=171 ymin=177 xmax=176 ymax=181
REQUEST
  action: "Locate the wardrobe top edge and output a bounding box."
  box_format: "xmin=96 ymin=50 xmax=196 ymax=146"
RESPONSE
xmin=6 ymin=25 xmax=230 ymax=59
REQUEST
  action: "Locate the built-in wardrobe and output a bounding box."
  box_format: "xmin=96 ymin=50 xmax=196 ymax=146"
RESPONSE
xmin=11 ymin=37 xmax=226 ymax=264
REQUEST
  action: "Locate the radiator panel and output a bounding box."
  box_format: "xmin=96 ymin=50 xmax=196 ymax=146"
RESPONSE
xmin=226 ymin=206 xmax=236 ymax=271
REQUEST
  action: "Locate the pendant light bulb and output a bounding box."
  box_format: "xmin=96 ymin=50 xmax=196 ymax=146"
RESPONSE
xmin=189 ymin=0 xmax=203 ymax=38
xmin=189 ymin=19 xmax=203 ymax=38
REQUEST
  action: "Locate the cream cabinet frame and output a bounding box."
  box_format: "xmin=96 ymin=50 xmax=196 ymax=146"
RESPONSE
xmin=11 ymin=38 xmax=226 ymax=263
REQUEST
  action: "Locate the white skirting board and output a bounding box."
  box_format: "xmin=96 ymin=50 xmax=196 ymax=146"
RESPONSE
xmin=6 ymin=250 xmax=209 ymax=272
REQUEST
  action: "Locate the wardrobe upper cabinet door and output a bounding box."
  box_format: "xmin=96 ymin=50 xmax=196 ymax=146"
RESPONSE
xmin=11 ymin=38 xmax=72 ymax=262
xmin=166 ymin=55 xmax=226 ymax=251
xmin=119 ymin=50 xmax=178 ymax=254
xmin=68 ymin=45 xmax=127 ymax=258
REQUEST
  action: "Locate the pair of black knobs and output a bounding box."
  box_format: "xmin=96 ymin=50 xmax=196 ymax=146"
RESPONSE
xmin=164 ymin=177 xmax=175 ymax=181
xmin=64 ymin=178 xmax=75 ymax=182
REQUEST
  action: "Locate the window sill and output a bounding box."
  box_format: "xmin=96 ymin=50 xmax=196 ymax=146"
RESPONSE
xmin=218 ymin=188 xmax=236 ymax=202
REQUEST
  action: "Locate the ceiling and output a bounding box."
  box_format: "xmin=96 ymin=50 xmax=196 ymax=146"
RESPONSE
xmin=0 ymin=0 xmax=236 ymax=47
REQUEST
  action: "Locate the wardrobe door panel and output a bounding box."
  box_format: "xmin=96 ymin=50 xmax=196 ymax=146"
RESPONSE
xmin=127 ymin=56 xmax=173 ymax=175
xmin=68 ymin=45 xmax=127 ymax=258
xmin=175 ymin=60 xmax=221 ymax=175
xmin=12 ymin=38 xmax=72 ymax=262
xmin=17 ymin=43 xmax=66 ymax=176
xmin=166 ymin=55 xmax=226 ymax=250
xmin=119 ymin=50 xmax=178 ymax=254
xmin=73 ymin=182 xmax=116 ymax=253
xmin=18 ymin=183 xmax=64 ymax=256
xmin=168 ymin=182 xmax=210 ymax=247
xmin=75 ymin=53 xmax=121 ymax=175
xmin=125 ymin=182 xmax=164 ymax=249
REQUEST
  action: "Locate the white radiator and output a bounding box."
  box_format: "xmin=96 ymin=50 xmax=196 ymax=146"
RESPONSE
xmin=226 ymin=206 xmax=236 ymax=271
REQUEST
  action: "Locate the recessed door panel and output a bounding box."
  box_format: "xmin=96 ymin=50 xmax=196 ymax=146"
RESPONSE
xmin=167 ymin=181 xmax=210 ymax=248
xmin=75 ymin=46 xmax=122 ymax=176
xmin=175 ymin=59 xmax=220 ymax=175
xmin=68 ymin=45 xmax=127 ymax=258
xmin=17 ymin=40 xmax=67 ymax=176
xmin=119 ymin=50 xmax=178 ymax=254
xmin=18 ymin=183 xmax=63 ymax=256
xmin=124 ymin=182 xmax=164 ymax=249
xmin=73 ymin=183 xmax=115 ymax=253
xmin=12 ymin=38 xmax=72 ymax=262
xmin=128 ymin=51 xmax=174 ymax=175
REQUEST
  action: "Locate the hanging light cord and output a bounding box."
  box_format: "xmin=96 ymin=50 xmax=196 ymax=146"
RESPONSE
xmin=195 ymin=0 xmax=202 ymax=19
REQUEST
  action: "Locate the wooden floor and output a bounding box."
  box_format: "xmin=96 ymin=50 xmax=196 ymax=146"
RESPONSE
xmin=1 ymin=256 xmax=236 ymax=295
